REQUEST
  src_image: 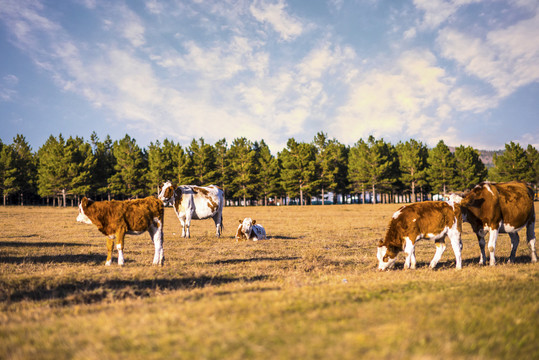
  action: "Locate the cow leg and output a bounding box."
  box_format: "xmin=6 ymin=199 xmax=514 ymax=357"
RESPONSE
xmin=430 ymin=240 xmax=446 ymax=269
xmin=185 ymin=216 xmax=191 ymax=238
xmin=526 ymin=221 xmax=537 ymax=263
xmin=487 ymin=228 xmax=499 ymax=266
xmin=477 ymin=235 xmax=487 ymax=265
xmin=149 ymin=225 xmax=164 ymax=266
xmin=403 ymin=238 xmax=415 ymax=269
xmin=116 ymin=229 xmax=126 ymax=266
xmin=213 ymin=213 xmax=222 ymax=238
xmin=508 ymin=232 xmax=520 ymax=264
xmin=105 ymin=237 xmax=114 ymax=266
xmin=449 ymin=233 xmax=462 ymax=270
xmin=178 ymin=217 xmax=187 ymax=238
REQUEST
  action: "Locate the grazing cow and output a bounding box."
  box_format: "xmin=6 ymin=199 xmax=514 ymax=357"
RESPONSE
xmin=459 ymin=181 xmax=537 ymax=265
xmin=236 ymin=218 xmax=267 ymax=241
xmin=76 ymin=196 xmax=164 ymax=266
xmin=377 ymin=200 xmax=463 ymax=270
xmin=158 ymin=181 xmax=224 ymax=238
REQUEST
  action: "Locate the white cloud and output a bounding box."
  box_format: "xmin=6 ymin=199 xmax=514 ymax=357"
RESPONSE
xmin=413 ymin=0 xmax=481 ymax=29
xmin=438 ymin=11 xmax=539 ymax=98
xmin=332 ymin=50 xmax=454 ymax=146
xmin=0 ymin=74 xmax=18 ymax=101
xmin=250 ymin=0 xmax=303 ymax=41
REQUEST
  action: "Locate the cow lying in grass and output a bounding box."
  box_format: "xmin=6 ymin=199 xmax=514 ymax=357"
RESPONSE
xmin=235 ymin=218 xmax=266 ymax=241
xmin=76 ymin=197 xmax=165 ymax=266
xmin=377 ymin=199 xmax=463 ymax=270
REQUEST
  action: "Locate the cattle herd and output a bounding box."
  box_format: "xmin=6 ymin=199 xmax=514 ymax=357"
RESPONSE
xmin=76 ymin=180 xmax=537 ymax=270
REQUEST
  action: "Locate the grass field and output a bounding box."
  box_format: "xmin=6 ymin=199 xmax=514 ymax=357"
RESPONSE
xmin=1 ymin=203 xmax=538 ymax=359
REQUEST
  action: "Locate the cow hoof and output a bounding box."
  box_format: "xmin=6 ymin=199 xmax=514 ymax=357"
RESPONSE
xmin=105 ymin=260 xmax=112 ymax=266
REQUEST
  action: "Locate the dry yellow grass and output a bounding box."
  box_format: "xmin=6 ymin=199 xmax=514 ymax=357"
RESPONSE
xmin=1 ymin=203 xmax=538 ymax=359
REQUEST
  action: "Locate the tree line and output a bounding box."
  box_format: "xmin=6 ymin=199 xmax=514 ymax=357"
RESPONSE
xmin=1 ymin=132 xmax=538 ymax=206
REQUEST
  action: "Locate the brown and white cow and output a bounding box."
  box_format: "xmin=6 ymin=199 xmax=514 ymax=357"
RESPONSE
xmin=158 ymin=181 xmax=224 ymax=238
xmin=235 ymin=218 xmax=267 ymax=241
xmin=459 ymin=181 xmax=537 ymax=265
xmin=377 ymin=200 xmax=463 ymax=270
xmin=76 ymin=196 xmax=164 ymax=266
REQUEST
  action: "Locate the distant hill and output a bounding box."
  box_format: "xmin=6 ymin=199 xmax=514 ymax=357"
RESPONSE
xmin=447 ymin=146 xmax=503 ymax=169
xmin=478 ymin=149 xmax=504 ymax=168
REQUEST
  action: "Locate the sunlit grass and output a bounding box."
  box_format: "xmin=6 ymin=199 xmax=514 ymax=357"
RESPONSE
xmin=1 ymin=204 xmax=538 ymax=359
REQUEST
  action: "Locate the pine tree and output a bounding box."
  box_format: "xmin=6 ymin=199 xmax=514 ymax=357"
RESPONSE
xmin=109 ymin=134 xmax=147 ymax=198
xmin=177 ymin=146 xmax=194 ymax=184
xmin=214 ymin=138 xmax=229 ymax=195
xmin=37 ymin=134 xmax=70 ymax=205
xmin=427 ymin=140 xmax=455 ymax=195
xmin=489 ymin=141 xmax=529 ymax=182
xmin=348 ymin=138 xmax=369 ymax=203
xmin=279 ymin=138 xmax=316 ymax=205
xmin=453 ymin=145 xmax=487 ymax=191
xmin=91 ymin=133 xmax=115 ymax=200
xmin=313 ymin=132 xmax=345 ymax=205
xmin=526 ymin=145 xmax=539 ymax=189
xmin=187 ymin=138 xmax=217 ymax=185
xmin=257 ymin=140 xmax=281 ymax=206
xmin=147 ymin=141 xmax=165 ymax=195
xmin=228 ymin=137 xmax=257 ymax=206
xmin=0 ymin=141 xmax=17 ymax=205
xmin=396 ymin=139 xmax=428 ymax=202
xmin=67 ymin=136 xmax=96 ymax=203
xmin=12 ymin=134 xmax=37 ymax=205
xmin=348 ymin=136 xmax=396 ymax=204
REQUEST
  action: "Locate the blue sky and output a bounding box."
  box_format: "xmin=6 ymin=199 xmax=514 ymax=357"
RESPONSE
xmin=1 ymin=0 xmax=538 ymax=153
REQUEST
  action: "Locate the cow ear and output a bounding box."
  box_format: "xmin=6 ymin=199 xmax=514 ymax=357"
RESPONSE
xmin=239 ymin=219 xmax=242 ymax=224
xmin=252 ymin=220 xmax=256 ymax=225
xmin=81 ymin=197 xmax=88 ymax=208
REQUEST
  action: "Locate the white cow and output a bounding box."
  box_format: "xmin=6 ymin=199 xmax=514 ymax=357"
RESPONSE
xmin=235 ymin=218 xmax=267 ymax=241
xmin=158 ymin=181 xmax=224 ymax=238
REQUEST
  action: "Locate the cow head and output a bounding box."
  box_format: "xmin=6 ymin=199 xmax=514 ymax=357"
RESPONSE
xmin=239 ymin=218 xmax=256 ymax=236
xmin=377 ymin=241 xmax=399 ymax=271
xmin=444 ymin=193 xmax=463 ymax=204
xmin=158 ymin=181 xmax=176 ymax=205
xmin=76 ymin=197 xmax=94 ymax=224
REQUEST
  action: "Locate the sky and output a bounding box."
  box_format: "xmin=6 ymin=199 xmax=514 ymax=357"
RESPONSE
xmin=0 ymin=0 xmax=538 ymax=154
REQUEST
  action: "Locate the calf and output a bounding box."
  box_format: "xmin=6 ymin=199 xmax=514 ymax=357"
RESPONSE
xmin=76 ymin=196 xmax=164 ymax=266
xmin=235 ymin=218 xmax=267 ymax=241
xmin=377 ymin=200 xmax=463 ymax=270
xmin=158 ymin=181 xmax=224 ymax=238
xmin=459 ymin=181 xmax=536 ymax=265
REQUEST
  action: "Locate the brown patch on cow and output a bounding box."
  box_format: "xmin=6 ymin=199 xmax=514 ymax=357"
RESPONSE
xmin=193 ymin=186 xmax=209 ymax=196
xmin=206 ymin=198 xmax=219 ymax=213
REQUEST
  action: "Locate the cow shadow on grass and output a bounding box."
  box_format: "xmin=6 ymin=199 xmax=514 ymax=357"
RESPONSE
xmin=209 ymin=256 xmax=300 ymax=265
xmin=462 ymin=255 xmax=536 ymax=266
xmin=0 ymin=254 xmax=105 ymax=265
xmin=2 ymin=274 xmax=269 ymax=305
xmin=0 ymin=241 xmax=88 ymax=248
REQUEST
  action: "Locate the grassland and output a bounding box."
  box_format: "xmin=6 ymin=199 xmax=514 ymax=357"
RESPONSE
xmin=1 ymin=203 xmax=538 ymax=359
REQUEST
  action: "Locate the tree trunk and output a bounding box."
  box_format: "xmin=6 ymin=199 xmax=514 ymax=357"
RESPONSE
xmin=300 ymin=184 xmax=303 ymax=206
xmin=62 ymin=189 xmax=67 ymax=208
xmin=321 ymin=187 xmax=325 ymax=205
xmin=372 ymin=184 xmax=376 ymax=204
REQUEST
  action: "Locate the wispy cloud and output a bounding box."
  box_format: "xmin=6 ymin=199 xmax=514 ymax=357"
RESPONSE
xmin=438 ymin=11 xmax=539 ymax=98
xmin=250 ymin=0 xmax=304 ymax=41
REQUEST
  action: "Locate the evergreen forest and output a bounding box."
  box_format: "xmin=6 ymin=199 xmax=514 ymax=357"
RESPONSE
xmin=1 ymin=132 xmax=538 ymax=206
